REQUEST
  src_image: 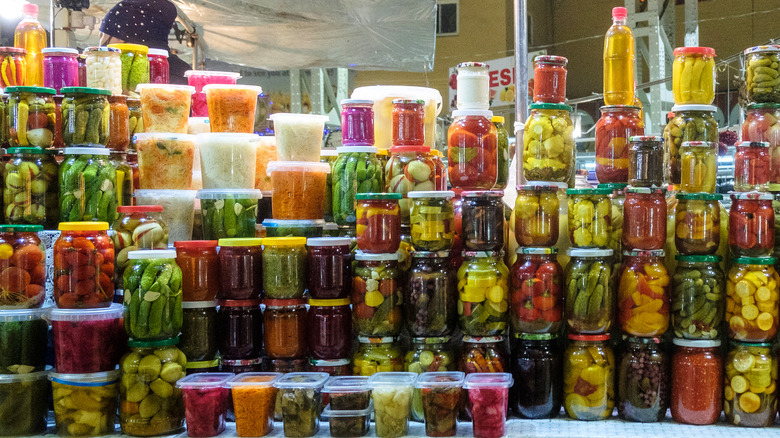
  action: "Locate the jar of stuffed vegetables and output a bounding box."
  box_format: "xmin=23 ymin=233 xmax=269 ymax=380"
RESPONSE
xmin=726 ymin=257 xmax=780 ymax=342
xmin=617 ymin=337 xmax=668 ymax=422
xmin=3 ymin=147 xmax=53 ymax=225
xmin=564 ymin=248 xmax=614 ymax=334
xmin=511 ymin=333 xmax=561 ymax=419
xmin=663 ymin=105 xmax=718 ymax=186
xmin=674 ymin=192 xmax=721 ymax=255
xmin=461 ymin=190 xmax=505 ymax=251
xmin=352 ymin=251 xmax=402 ymax=337
xmin=513 ymin=183 xmax=563 ymax=247
xmin=567 ymin=187 xmax=612 ymax=249
xmin=457 ymin=251 xmax=509 ymax=336
xmin=522 ymin=103 xmax=574 ymax=182
xmin=671 ymin=255 xmax=725 ymax=339
xmin=562 ymin=333 xmax=615 ymax=421
xmin=510 ymin=247 xmax=563 ymax=334
xmin=734 ymin=141 xmax=771 ymax=192
xmin=617 ymin=250 xmax=670 ymax=337
xmin=459 ymin=335 xmax=508 ymax=374
xmin=352 ymin=336 xmax=404 ymax=376
xmin=405 ymin=251 xmax=457 ymax=337
xmin=724 ymin=341 xmax=776 ymax=427
xmin=622 ymin=187 xmax=666 ymax=251
xmin=670 ymin=338 xmax=722 ymax=425
xmin=729 ymin=192 xmax=774 ymax=257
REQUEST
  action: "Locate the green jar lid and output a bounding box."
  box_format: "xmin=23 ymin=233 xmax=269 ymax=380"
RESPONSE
xmin=128 ymin=337 xmax=179 ymax=348
xmin=626 ymin=187 xmax=665 ymax=195
xmin=529 ymin=103 xmax=572 ymax=112
xmin=60 ymin=86 xmax=111 ymax=96
xmin=675 ymin=254 xmax=722 ymax=263
xmin=732 ymin=256 xmax=776 ymax=265
xmin=515 ymin=333 xmax=558 ymax=341
xmin=729 ymin=340 xmax=772 ymax=348
xmin=411 ymin=336 xmax=451 ymax=344
xmin=566 ymin=187 xmax=612 ymax=195
xmin=676 ymin=192 xmax=723 ymax=201
xmin=7 ymin=147 xmax=44 ymax=155
xmin=355 ymin=193 xmax=402 ymax=200
xmin=624 ymin=336 xmax=662 ymax=344
xmin=746 ymin=103 xmax=780 ymax=110
xmin=0 ymin=224 xmax=43 ymax=233
xmin=4 ymin=86 xmax=56 ymax=95
xmin=186 ymin=358 xmax=220 ymax=369
xmin=597 ymin=183 xmax=628 ymax=191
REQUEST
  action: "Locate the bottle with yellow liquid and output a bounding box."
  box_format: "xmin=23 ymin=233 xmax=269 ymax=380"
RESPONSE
xmin=14 ymin=3 xmax=47 ymax=86
xmin=603 ymin=7 xmax=635 ymax=105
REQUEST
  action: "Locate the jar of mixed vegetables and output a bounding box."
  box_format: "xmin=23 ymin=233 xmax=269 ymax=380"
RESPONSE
xmin=355 ymin=193 xmax=401 ymax=253
xmin=406 ymin=251 xmax=456 ymax=337
xmin=627 ymin=136 xmax=664 ymax=187
xmin=457 ymin=251 xmax=509 ymax=336
xmin=352 ymin=252 xmax=403 ymax=337
xmin=663 ymin=105 xmax=718 ymax=186
xmin=461 ymin=190 xmax=505 ymax=251
xmin=563 ymin=333 xmax=615 ymax=421
xmin=407 ymin=190 xmax=455 ymax=250
xmin=352 ymin=337 xmax=404 ymax=376
xmin=5 ymin=86 xmax=56 ymax=148
xmin=458 ymin=335 xmax=508 ymax=374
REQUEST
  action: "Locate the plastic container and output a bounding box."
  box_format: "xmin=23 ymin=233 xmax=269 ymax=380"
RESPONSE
xmin=59 ymin=147 xmax=117 ymax=222
xmin=177 ymin=373 xmax=234 ymax=437
xmin=42 ymin=47 xmax=78 ymax=92
xmin=197 ymin=189 xmax=262 ymax=239
xmin=203 ymin=84 xmax=262 ymax=133
xmin=274 ymin=372 xmax=329 ymax=437
xmin=729 ymin=192 xmax=775 ymax=257
xmin=627 ymin=135 xmax=664 ymax=187
xmin=268 ymin=113 xmax=327 ymax=162
xmin=565 ymin=248 xmax=614 ymax=334
xmin=0 ymin=308 xmax=47 ymax=373
xmin=617 ymin=337 xmax=668 ymax=422
xmin=353 ymin=252 xmax=403 ymax=336
xmin=123 ymin=250 xmax=183 ymax=340
xmin=664 ymin=105 xmax=718 ymax=185
xmin=268 ymin=161 xmax=330 ymax=219
xmin=217 ymin=238 xmax=262 ymax=300
xmin=320 ymin=376 xmax=372 ymax=437
xmin=217 ymin=299 xmax=262 ymax=360
xmin=180 ymin=301 xmax=218 ymax=361
xmin=563 ymin=334 xmax=615 ymax=420
xmin=174 ymin=240 xmax=220 ymax=301
xmin=672 ymin=47 xmax=716 ymax=105
xmin=227 ymin=372 xmax=281 ymax=437
xmin=522 ymin=103 xmax=574 ymax=182
xmin=0 ymin=47 xmax=27 ymax=88
xmin=368 ymin=372 xmax=416 ymax=438
xmin=262 ymin=237 xmax=307 ymax=299
xmin=457 ymin=251 xmax=510 ymax=336
xmin=533 ymin=55 xmax=567 ymax=103
xmin=671 ymin=255 xmax=724 ymax=339
xmin=744 ymin=45 xmax=780 ymax=103
xmin=670 ymin=338 xmax=722 ymax=425
xmin=461 ymin=190 xmax=505 ymax=251
xmin=49 ymin=304 xmax=124 ymax=373
xmin=83 ymin=46 xmax=122 ymax=95
xmin=307 ymin=237 xmax=351 ymax=299
xmin=331 ymin=146 xmax=383 ymax=225
xmin=0 ymin=369 xmax=49 ymax=436
xmin=134 ymin=189 xmax=197 ymax=244
xmin=464 ymin=373 xmax=513 ymax=438
xmin=723 ymin=341 xmax=776 ymax=427
xmin=6 ymin=85 xmax=56 ymax=147
xmin=108 ymin=43 xmax=149 ymax=96
xmin=197 ymin=133 xmax=260 ymax=189
xmin=406 ymin=251 xmax=457 ymax=337
xmin=134 ymin=133 xmax=196 ymax=189
xmin=513 ymin=183 xmax=563 ymax=247
xmin=622 ymin=187 xmax=666 ymax=251
xmin=355 ymin=193 xmax=402 ymax=253
xmin=3 ymin=150 xmax=52 ymax=226
xmin=308 ymin=297 xmax=352 ymax=359
xmin=415 ymin=371 xmax=464 ymax=437
xmin=384 ymin=145 xmax=446 ymax=223
xmin=510 ymin=247 xmax=563 ymax=334
xmin=136 ymin=83 xmax=194 ymax=133
xmin=603 ymin=7 xmax=635 ymax=105
xmin=734 ymin=141 xmax=771 ymax=192
xmin=447 ymin=109 xmax=498 ymax=190
xmin=185 ymin=70 xmax=242 ymax=117
xmin=595 ymin=105 xmax=643 ymax=183
xmin=53 ymin=221 xmax=115 ymax=308
xmin=726 ymin=257 xmax=779 ymax=342
xmin=147 ymin=48 xmax=169 ymax=84
xmin=50 ymin=370 xmax=120 ymax=437
xmin=511 ymin=334 xmax=561 ymax=419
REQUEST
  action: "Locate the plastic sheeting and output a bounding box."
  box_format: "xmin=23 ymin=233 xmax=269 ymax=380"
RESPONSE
xmin=172 ymin=0 xmax=437 ymax=72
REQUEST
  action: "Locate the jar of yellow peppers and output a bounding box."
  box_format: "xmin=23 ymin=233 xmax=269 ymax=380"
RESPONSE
xmin=563 ymin=333 xmax=615 ymax=421
xmin=617 ymin=250 xmax=670 ymax=337
xmin=672 ymin=47 xmax=716 ymax=105
xmin=680 ymin=141 xmax=718 ymax=193
xmin=513 ymin=182 xmax=564 ymax=247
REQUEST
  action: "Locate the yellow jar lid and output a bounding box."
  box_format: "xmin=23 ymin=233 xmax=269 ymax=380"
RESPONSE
xmin=309 ymin=298 xmax=351 ymax=306
xmin=262 ymin=237 xmax=307 ymax=247
xmin=107 ymin=43 xmax=149 ymax=54
xmin=58 ymin=221 xmax=109 ymax=231
xmin=218 ymin=238 xmax=263 ymax=247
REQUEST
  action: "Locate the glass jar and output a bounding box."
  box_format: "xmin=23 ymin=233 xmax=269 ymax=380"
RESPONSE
xmin=197 ymin=189 xmax=262 ymax=239
xmin=352 ymin=252 xmax=403 ymax=337
xmin=107 ymin=95 xmax=130 ymax=150
xmin=6 ymin=86 xmax=56 ymax=147
xmin=458 ymin=336 xmax=508 ymax=374
xmin=61 ymin=87 xmax=110 ymax=146
xmin=680 ymin=141 xmax=718 ymax=193
xmin=186 ymin=358 xmax=220 ymax=374
xmin=3 ymin=147 xmax=51 ymax=225
xmin=42 ymin=47 xmax=78 ymax=92
xmin=341 ymin=99 xmax=374 ymax=146
xmin=355 ymin=193 xmax=402 ymax=253
xmin=567 ymin=187 xmax=613 ymax=248
xmin=40 ymin=149 xmax=60 ymax=224
xmin=622 ymin=187 xmax=666 ymax=251
xmin=391 ymin=98 xmax=425 ymax=146
xmin=264 ymin=299 xmax=307 ymax=359
xmin=674 ymin=193 xmax=721 ymax=255
xmin=217 ymin=299 xmax=262 ymax=360
xmin=332 ymin=146 xmax=383 ymax=226
xmin=54 ymin=221 xmax=115 ymax=308
xmin=735 ymin=141 xmax=771 ymax=192
xmin=744 ymin=45 xmax=780 ymax=103
xmin=307 ymin=237 xmax=351 ymax=299
xmin=729 ymin=192 xmax=775 ymax=257
xmin=408 ymin=191 xmax=455 ymax=250
xmin=627 ymin=135 xmax=664 ymax=187
xmin=0 ymin=225 xmax=46 ymax=308
xmin=447 ymin=110 xmax=498 ymax=190
xmin=461 ymin=190 xmax=505 ymax=251
xmin=522 ymin=103 xmax=574 ymax=182
xmin=0 ymin=47 xmax=26 ymax=88
xmin=510 ymin=248 xmax=563 ymax=334
xmin=217 ymin=237 xmax=262 ymax=300
xmin=742 ymin=104 xmax=780 ymax=189
xmin=671 ymin=255 xmax=725 ymax=339
xmin=268 ymin=358 xmax=307 ymax=374
xmin=670 ymin=338 xmax=722 ymax=425
xmin=405 ymin=337 xmax=455 ymax=374
xmin=726 ymin=257 xmax=780 ymax=342
xmin=385 ymin=145 xmax=446 ymax=223
xmin=724 ymin=341 xmax=776 ymax=427
xmin=261 ymin=237 xmax=306 ymax=299
xmin=617 ymin=337 xmax=668 ymax=422
xmin=565 ymin=248 xmax=614 ymax=334
xmin=562 ymin=334 xmax=615 ymax=421
xmin=108 ymin=43 xmax=149 ymax=97
xmin=179 ymin=301 xmax=218 ymax=362
xmin=458 ymin=251 xmax=509 ymax=336
xmin=109 ymin=150 xmax=133 ymax=206
xmin=595 ymin=105 xmax=644 ymax=183
xmin=352 ymin=337 xmax=404 ymax=376
xmin=601 ymin=183 xmax=627 ymax=260
xmin=511 ymin=333 xmax=561 ymax=419
xmin=148 ymin=48 xmax=169 ymax=84
xmin=672 ymin=46 xmax=716 ymax=104
xmin=307 ymin=298 xmax=352 ymax=359
xmin=59 ymin=147 xmax=118 ymax=222
xmin=0 ymin=94 xmax=8 ymax=147
xmin=406 ymin=251 xmax=457 ymax=337
xmin=532 ymin=55 xmax=567 ymax=103
xmin=220 ymin=358 xmax=262 ymax=374
xmin=111 ymin=205 xmax=168 ymax=291
xmin=0 ymin=308 xmax=48 ymax=372
xmin=51 ymin=370 xmax=121 ymax=436
xmin=123 ymin=250 xmax=182 ymax=341
xmin=513 ymin=183 xmax=562 ymax=247
xmin=617 ymin=250 xmax=670 ymax=337
xmin=0 ymin=369 xmax=49 ymax=436
xmin=128 ymin=98 xmax=143 ymax=148
xmin=309 ymin=358 xmax=351 ymax=376
xmin=119 ymin=338 xmax=186 ymax=436
xmin=173 ymin=240 xmax=219 ymax=302
xmin=492 ymin=116 xmax=510 ymax=190
xmin=663 ymin=105 xmax=718 ymax=186
xmin=84 ymin=46 xmax=122 ymax=96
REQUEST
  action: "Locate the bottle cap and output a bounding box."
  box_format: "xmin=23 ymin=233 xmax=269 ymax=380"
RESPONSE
xmin=612 ymin=6 xmax=627 ymax=19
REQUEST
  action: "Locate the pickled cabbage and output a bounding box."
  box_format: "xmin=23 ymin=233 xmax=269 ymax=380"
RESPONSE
xmin=198 ymin=133 xmax=259 ymax=189
xmin=135 ymin=134 xmax=195 ymax=190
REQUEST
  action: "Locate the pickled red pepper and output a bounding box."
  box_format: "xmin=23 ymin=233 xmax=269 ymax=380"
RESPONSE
xmin=447 ymin=111 xmax=498 ymax=190
xmin=595 ymin=105 xmax=643 ymax=183
xmin=729 ymin=193 xmax=774 ymax=257
xmin=670 ymin=339 xmax=722 ymax=425
xmin=734 ymin=141 xmax=771 ymax=191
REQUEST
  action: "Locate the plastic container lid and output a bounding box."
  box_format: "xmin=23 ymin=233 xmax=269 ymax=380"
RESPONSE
xmin=268 ymin=113 xmax=329 ymax=123
xmin=612 ymin=6 xmax=627 ymax=18
xmin=176 ymin=372 xmax=234 ymax=389
xmin=196 ymin=189 xmax=263 ymax=199
xmin=355 ymin=251 xmax=399 ymax=261
xmin=629 ymin=135 xmax=664 ymax=143
xmin=128 ymin=249 xmax=177 ymax=259
xmin=626 ymin=187 xmax=665 ymax=195
xmin=42 ymin=47 xmax=79 ymax=56
xmin=462 ymin=372 xmax=513 ymax=389
xmin=308 ymin=298 xmax=351 ymax=307
xmin=147 ymin=48 xmax=169 ymax=57
xmin=744 ymin=45 xmax=780 ymax=55
xmin=673 ymin=46 xmax=716 ymax=57
xmin=202 ymin=84 xmax=262 ymax=94
xmin=671 ymin=104 xmax=717 ymax=112
xmin=321 ymin=401 xmax=374 ymax=418
xmin=264 ymin=298 xmax=306 ymax=307
xmin=567 ymin=248 xmax=614 ymax=257
xmin=517 ymin=182 xmax=567 ymax=191
xmin=368 ymin=371 xmax=417 ymax=387
xmin=135 ymin=83 xmax=195 ymax=94
xmin=218 ymin=238 xmax=263 ymax=247
xmin=0 ymin=307 xmax=47 ymax=322
xmin=262 ymin=237 xmax=307 ymax=247
xmin=63 ymin=146 xmax=110 ymax=156
xmin=517 ymin=247 xmax=557 ymax=255
xmin=323 ymin=376 xmax=370 ymax=393
xmin=568 ymin=333 xmax=610 ymax=341
xmin=354 ymin=193 xmax=402 ymax=200
xmin=336 ymin=146 xmax=378 ymax=154
xmin=415 ymin=371 xmax=465 ymax=388
xmin=48 ymin=303 xmax=123 ymax=321
xmin=675 ymin=254 xmax=722 ymax=263
xmin=49 ymin=369 xmax=121 ymax=386
xmin=226 ymin=372 xmax=281 ymax=387
xmin=4 ymin=86 xmax=56 ymax=95
xmin=58 ymin=221 xmax=109 ymax=231
xmin=184 ymin=70 xmax=242 ymax=79
xmin=117 ymin=205 xmax=164 ymax=213
xmin=406 ymin=190 xmax=455 ymax=199
xmin=108 ymin=43 xmax=149 ymax=54
xmin=60 ymin=86 xmax=111 ymax=96
xmin=128 ymin=337 xmax=179 ymax=348
xmin=566 ymin=187 xmax=613 ymax=195
xmin=174 ymin=240 xmax=218 ymax=249
xmin=133 ymin=133 xmax=196 ymax=142
xmin=0 ymin=224 xmax=43 ymax=232
xmin=307 ymin=237 xmax=351 ymax=246
xmin=672 ymin=338 xmax=721 ymax=348
xmin=676 ymin=192 xmax=722 ymax=201
xmin=320 ymin=149 xmax=339 ymax=157
xmin=181 ymin=300 xmax=218 ymax=309
xmin=262 ymin=219 xmax=325 ymax=228
xmin=266 ymin=161 xmax=331 ymax=175
xmin=196 ymin=132 xmax=261 ymax=143
xmin=219 ymin=299 xmax=262 ymax=308
xmin=731 ymin=191 xmax=774 ymax=201
xmin=737 ymin=141 xmax=770 ymax=148
xmin=529 ymin=102 xmax=572 ymax=112
xmin=274 ymin=372 xmax=329 ymax=389
xmin=732 ymin=256 xmax=776 ymax=265
xmin=0 ymin=367 xmax=50 ymax=383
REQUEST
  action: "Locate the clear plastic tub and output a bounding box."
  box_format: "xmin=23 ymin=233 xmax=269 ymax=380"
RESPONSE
xmin=0 ymin=308 xmax=48 ymax=374
xmin=204 ymin=84 xmax=262 ymax=133
xmin=197 ymin=133 xmax=260 ymax=189
xmin=185 ymin=70 xmax=241 ymax=117
xmin=255 ymin=136 xmax=277 ymax=191
xmin=227 ymin=372 xmax=281 ymax=437
xmin=49 ymin=370 xmax=120 ymax=437
xmin=368 ymin=372 xmax=417 ymax=438
xmin=48 ymin=303 xmax=124 ymax=373
xmin=0 ymin=369 xmax=49 ymax=436
xmin=322 ymin=376 xmax=372 ymax=437
xmin=197 ymin=189 xmax=262 ymax=239
xmin=136 ymin=84 xmax=195 ymax=134
xmin=188 ymin=117 xmax=211 ymax=135
xmin=463 ymin=373 xmax=513 ymax=438
xmin=263 ymin=219 xmax=325 ymax=238
xmin=133 ymin=132 xmax=196 ymax=189
xmin=267 ymin=161 xmax=331 ymax=219
xmin=134 ymin=189 xmax=196 ymax=244
xmin=177 ymin=372 xmax=234 ymax=437
xmin=274 ymin=372 xmax=329 ymax=437
xmin=415 ymin=371 xmax=465 ymax=437
xmin=269 ymin=113 xmax=328 ymax=161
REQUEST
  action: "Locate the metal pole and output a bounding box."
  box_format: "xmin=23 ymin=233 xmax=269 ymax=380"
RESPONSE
xmin=49 ymin=0 xmax=55 ymax=47
xmin=514 ymin=0 xmax=528 ymax=183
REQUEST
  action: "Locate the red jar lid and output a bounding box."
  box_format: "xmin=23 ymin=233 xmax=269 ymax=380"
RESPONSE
xmin=117 ymin=205 xmax=164 ymax=213
xmin=219 ymin=299 xmax=262 ymax=308
xmin=264 ymin=299 xmax=306 ymax=307
xmin=568 ymin=333 xmax=610 ymax=341
xmin=673 ymin=46 xmax=716 ymax=57
xmin=174 ymin=240 xmax=218 ymax=248
xmin=389 ymin=145 xmax=430 ymax=154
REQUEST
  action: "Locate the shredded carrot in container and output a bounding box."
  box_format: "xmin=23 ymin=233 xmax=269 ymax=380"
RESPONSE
xmin=232 ymin=380 xmax=277 ymax=437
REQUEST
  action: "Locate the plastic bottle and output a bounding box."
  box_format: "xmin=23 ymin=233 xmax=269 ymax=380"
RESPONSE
xmin=603 ymin=7 xmax=635 ymax=106
xmin=14 ymin=3 xmax=48 ymax=86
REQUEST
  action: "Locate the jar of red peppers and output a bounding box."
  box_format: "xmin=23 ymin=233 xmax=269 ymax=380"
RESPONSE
xmin=622 ymin=187 xmax=666 ymax=251
xmin=392 ymin=99 xmax=426 ymax=146
xmin=627 ymin=135 xmax=664 ymax=187
xmin=459 ymin=336 xmax=508 ymax=375
xmin=510 ymin=333 xmax=561 ymax=419
xmin=532 ymin=55 xmax=567 ymax=103
xmin=53 ymin=221 xmax=115 ymax=308
xmin=595 ymin=105 xmax=644 ymax=183
xmin=447 ymin=109 xmax=498 ymax=190
xmin=352 ymin=251 xmax=403 ymax=337
xmin=734 ymin=141 xmax=771 ymax=192
xmin=617 ymin=337 xmax=668 ymax=422
xmin=307 ymin=237 xmax=351 ymax=299
xmin=513 ymin=183 xmax=563 ymax=247
xmin=263 ymin=299 xmax=307 ymax=360
xmin=461 ymin=190 xmax=505 ymax=251
xmin=147 ymin=49 xmax=169 ymax=84
xmin=173 ymin=240 xmax=220 ymax=302
xmin=510 ymin=247 xmax=563 ymax=334
xmin=674 ymin=192 xmax=722 ymax=255
xmin=0 ymin=224 xmax=46 ymax=309
xmin=617 ymin=250 xmax=670 ymax=337
xmin=726 ymin=257 xmax=779 ymax=342
xmin=217 ymin=299 xmax=262 ymax=360
xmin=670 ymin=338 xmax=723 ymax=425
xmin=217 ymin=238 xmax=262 ymax=300
xmin=354 ymin=193 xmax=401 ymax=253
xmin=562 ymin=333 xmax=615 ymax=420
xmin=728 ymin=192 xmax=775 ymax=257
xmin=742 ymin=103 xmax=780 ymax=190
xmin=307 ymin=298 xmax=352 ymax=360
